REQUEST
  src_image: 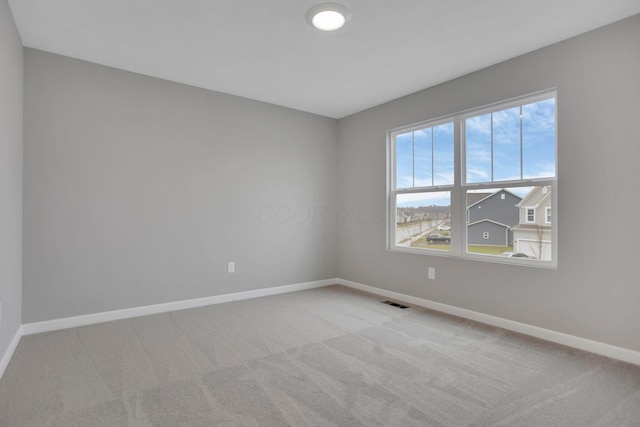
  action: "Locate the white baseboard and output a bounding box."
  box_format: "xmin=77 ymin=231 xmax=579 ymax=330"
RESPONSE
xmin=22 ymin=278 xmax=337 ymax=336
xmin=337 ymin=278 xmax=640 ymax=366
xmin=0 ymin=326 xmax=23 ymax=380
xmin=14 ymin=277 xmax=640 ymax=368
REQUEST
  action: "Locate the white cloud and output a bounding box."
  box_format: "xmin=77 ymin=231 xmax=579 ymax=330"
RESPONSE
xmin=466 ymin=167 xmax=490 ymax=181
xmin=465 ymin=114 xmax=491 ymax=135
xmin=397 ymin=175 xmax=414 ymax=188
xmin=525 ymin=161 xmax=556 ymax=178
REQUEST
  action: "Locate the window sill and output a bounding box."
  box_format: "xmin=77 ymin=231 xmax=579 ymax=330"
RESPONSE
xmin=388 ymin=246 xmax=558 ymax=270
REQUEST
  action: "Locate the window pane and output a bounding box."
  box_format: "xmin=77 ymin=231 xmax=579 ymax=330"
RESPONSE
xmin=396 ymin=191 xmax=451 ymax=251
xmin=465 ymin=113 xmax=491 ymax=183
xmin=523 ymin=99 xmax=555 ymax=178
xmin=493 ymin=107 xmax=521 ymax=181
xmin=526 ymin=208 xmax=535 ymax=222
xmin=466 ymin=186 xmax=552 ymax=261
xmin=395 ymin=132 xmax=413 ymax=189
xmin=414 ymin=128 xmax=432 ymax=187
xmin=434 ymin=122 xmax=454 ymax=185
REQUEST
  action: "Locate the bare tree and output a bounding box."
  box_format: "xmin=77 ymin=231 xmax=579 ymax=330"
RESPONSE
xmin=530 ymin=224 xmax=547 ymax=260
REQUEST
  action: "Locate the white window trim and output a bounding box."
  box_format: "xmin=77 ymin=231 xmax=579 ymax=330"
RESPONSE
xmin=387 ymin=89 xmax=558 ymax=269
xmin=525 ymin=207 xmax=536 ymax=224
xmin=545 ymin=207 xmax=552 ymax=224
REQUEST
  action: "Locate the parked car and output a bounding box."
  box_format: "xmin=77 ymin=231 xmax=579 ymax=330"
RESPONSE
xmin=427 ymin=233 xmax=451 ymax=243
xmin=437 ymin=224 xmax=451 ymax=231
xmin=499 ymin=252 xmax=530 ymax=258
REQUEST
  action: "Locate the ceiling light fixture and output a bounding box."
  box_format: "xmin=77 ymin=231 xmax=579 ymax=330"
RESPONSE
xmin=306 ymin=3 xmax=351 ymax=32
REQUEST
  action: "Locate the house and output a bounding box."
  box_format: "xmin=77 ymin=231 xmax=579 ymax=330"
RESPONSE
xmin=512 ymin=186 xmax=553 ymax=260
xmin=2 ymin=2 xmax=640 ymax=424
xmin=467 ymin=190 xmax=522 ymax=246
xmin=396 ymin=211 xmax=412 ymax=224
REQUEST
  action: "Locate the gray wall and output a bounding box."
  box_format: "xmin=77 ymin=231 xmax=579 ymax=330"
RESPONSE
xmin=0 ymin=0 xmax=23 ymax=356
xmin=337 ymin=15 xmax=640 ymax=352
xmin=23 ymin=50 xmax=338 ymax=322
xmin=20 ymin=12 xmax=640 ymax=354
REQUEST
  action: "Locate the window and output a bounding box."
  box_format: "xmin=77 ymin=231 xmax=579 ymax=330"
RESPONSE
xmin=392 ymin=121 xmax=454 ymax=252
xmin=388 ymin=90 xmax=557 ymax=267
xmin=526 ymin=208 xmax=535 ymax=223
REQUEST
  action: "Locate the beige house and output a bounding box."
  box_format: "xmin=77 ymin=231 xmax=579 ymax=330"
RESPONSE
xmin=512 ymin=186 xmax=552 ymax=260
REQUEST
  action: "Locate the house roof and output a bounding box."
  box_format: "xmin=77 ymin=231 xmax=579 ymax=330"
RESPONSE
xmin=467 ymin=189 xmax=522 ymax=209
xmin=466 ymin=193 xmax=493 ymax=208
xmin=512 ymin=224 xmax=551 ymax=231
xmin=468 ymin=218 xmax=511 ymax=229
xmin=517 ymin=186 xmax=552 ymax=207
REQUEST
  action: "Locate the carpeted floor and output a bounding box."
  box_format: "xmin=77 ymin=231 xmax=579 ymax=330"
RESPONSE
xmin=1 ymin=285 xmax=639 ymax=426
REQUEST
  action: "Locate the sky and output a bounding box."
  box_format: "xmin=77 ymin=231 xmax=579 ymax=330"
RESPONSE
xmin=396 ymin=98 xmax=555 ymax=208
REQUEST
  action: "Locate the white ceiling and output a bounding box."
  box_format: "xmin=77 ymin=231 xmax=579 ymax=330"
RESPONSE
xmin=8 ymin=0 xmax=640 ymax=118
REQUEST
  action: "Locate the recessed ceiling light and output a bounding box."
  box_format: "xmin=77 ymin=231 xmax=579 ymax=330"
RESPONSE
xmin=306 ymin=3 xmax=351 ymax=32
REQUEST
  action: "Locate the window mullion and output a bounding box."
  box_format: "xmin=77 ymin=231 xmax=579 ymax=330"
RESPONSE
xmin=490 ymin=112 xmax=494 ymax=182
xmin=431 ymin=127 xmax=435 ymax=187
xmin=451 ymin=114 xmax=463 ymax=256
xmin=520 ymin=105 xmax=523 ymax=180
xmin=412 ymin=132 xmax=415 ymax=188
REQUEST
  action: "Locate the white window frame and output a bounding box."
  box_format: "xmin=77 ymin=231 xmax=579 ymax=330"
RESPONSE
xmin=387 ymin=89 xmax=558 ymax=268
xmin=545 ymin=207 xmax=552 ymax=224
xmin=525 ymin=207 xmax=536 ymax=223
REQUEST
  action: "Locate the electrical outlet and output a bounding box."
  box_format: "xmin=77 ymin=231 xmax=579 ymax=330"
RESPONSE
xmin=227 ymin=261 xmax=235 ymax=273
xmin=428 ymin=267 xmax=436 ymax=280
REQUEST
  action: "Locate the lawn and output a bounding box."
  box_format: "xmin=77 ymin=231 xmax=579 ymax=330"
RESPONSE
xmin=467 ymin=245 xmax=512 ymax=255
xmin=410 ymin=240 xmax=450 ymax=251
xmin=410 ymin=240 xmax=512 ymax=255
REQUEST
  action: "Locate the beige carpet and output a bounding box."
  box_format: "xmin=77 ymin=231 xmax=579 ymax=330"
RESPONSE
xmin=1 ymin=285 xmax=639 ymax=426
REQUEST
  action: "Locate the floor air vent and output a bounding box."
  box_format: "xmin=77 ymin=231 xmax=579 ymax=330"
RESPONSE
xmin=381 ymin=300 xmax=409 ymax=309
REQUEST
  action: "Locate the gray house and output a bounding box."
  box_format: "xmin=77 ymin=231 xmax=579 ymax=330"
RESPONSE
xmin=467 ymin=189 xmax=522 ymax=246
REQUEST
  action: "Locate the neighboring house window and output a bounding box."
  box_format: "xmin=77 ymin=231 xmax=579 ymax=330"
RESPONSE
xmin=388 ymin=90 xmax=557 ymax=267
xmin=526 ymin=208 xmax=535 ymax=223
